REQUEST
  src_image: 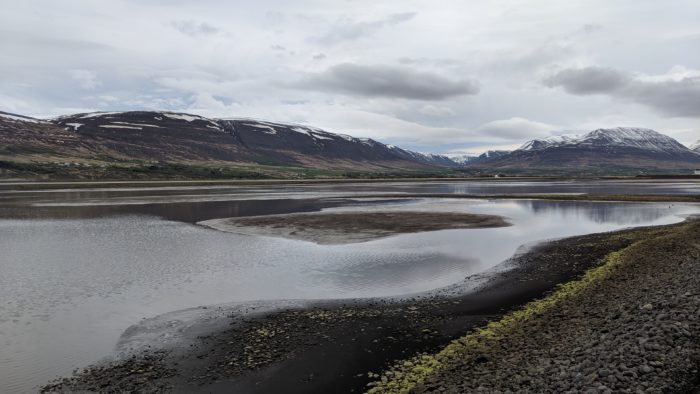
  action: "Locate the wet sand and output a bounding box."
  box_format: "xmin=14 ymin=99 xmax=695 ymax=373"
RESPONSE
xmin=199 ymin=211 xmax=510 ymax=244
xmin=41 ymin=220 xmax=684 ymax=393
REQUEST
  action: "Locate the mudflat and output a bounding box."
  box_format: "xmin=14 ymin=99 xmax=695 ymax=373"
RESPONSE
xmin=199 ymin=211 xmax=510 ymax=244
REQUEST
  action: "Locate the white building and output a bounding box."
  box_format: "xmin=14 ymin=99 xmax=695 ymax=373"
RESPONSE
xmin=695 ymin=169 xmax=700 ymax=175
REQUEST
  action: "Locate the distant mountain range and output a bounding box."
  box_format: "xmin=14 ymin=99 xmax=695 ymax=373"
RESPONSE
xmin=471 ymin=127 xmax=700 ymax=174
xmin=1 ymin=110 xmax=699 ymax=178
xmin=447 ymin=150 xmax=511 ymax=165
xmin=0 ymin=110 xmax=442 ymax=173
xmin=691 ymin=140 xmax=700 ymax=153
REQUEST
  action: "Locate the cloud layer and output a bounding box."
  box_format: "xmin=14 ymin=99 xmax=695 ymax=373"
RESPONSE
xmin=1 ymin=0 xmax=698 ymax=153
xmin=545 ymin=66 xmax=700 ymax=117
xmin=294 ymin=63 xmax=479 ymax=100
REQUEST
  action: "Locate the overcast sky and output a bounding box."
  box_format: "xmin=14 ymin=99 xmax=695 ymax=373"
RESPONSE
xmin=1 ymin=0 xmax=699 ymax=154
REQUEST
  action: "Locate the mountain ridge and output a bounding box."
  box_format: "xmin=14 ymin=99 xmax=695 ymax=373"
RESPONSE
xmin=1 ymin=110 xmax=699 ymax=178
xmin=468 ymin=127 xmax=700 ymax=173
xmin=1 ymin=110 xmax=448 ymax=174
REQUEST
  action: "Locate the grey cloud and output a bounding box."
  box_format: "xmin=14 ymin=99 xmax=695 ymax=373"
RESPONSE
xmin=312 ymin=53 xmax=326 ymax=60
xmin=170 ymin=20 xmax=220 ymax=37
xmin=630 ymin=78 xmax=700 ymax=117
xmin=580 ymin=23 xmax=603 ymax=34
xmin=544 ymin=66 xmax=700 ymax=117
xmin=293 ymin=63 xmax=479 ymax=100
xmin=316 ymin=12 xmax=416 ymax=45
xmin=544 ymin=66 xmax=629 ymax=94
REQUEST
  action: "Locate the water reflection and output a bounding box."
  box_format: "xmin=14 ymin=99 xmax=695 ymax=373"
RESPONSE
xmin=514 ymin=199 xmax=677 ymax=224
xmin=0 ymin=198 xmax=342 ymax=223
xmin=0 ymin=195 xmax=698 ymax=393
xmin=0 ymin=180 xmax=697 ymax=213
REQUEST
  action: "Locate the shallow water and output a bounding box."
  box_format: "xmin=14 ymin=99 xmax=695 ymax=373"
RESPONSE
xmin=0 ymin=180 xmax=698 ymax=393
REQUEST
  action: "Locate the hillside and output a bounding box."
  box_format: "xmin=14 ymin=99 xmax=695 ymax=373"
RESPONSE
xmin=2 ymin=111 xmax=698 ymax=179
xmin=0 ymin=111 xmax=450 ymax=179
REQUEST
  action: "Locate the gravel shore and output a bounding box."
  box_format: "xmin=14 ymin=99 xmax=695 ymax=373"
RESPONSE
xmin=370 ymin=219 xmax=700 ymax=394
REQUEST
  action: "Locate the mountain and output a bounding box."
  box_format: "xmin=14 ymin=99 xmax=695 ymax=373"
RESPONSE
xmin=1 ymin=111 xmax=448 ymax=176
xmin=691 ymin=140 xmax=700 ymax=153
xmin=445 ymin=154 xmax=477 ymax=165
xmin=387 ymin=146 xmax=461 ymax=167
xmin=446 ymin=150 xmax=511 ymax=165
xmin=2 ymin=111 xmax=697 ymax=178
xmin=468 ymin=127 xmax=700 ymax=173
xmin=471 ymin=150 xmax=511 ymax=163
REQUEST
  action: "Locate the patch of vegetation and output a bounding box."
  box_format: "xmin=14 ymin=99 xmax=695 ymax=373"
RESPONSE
xmin=0 ymin=159 xmax=467 ymax=181
xmin=457 ymin=165 xmax=698 ymax=177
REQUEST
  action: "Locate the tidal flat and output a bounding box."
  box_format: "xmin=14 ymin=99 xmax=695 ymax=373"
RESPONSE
xmin=200 ymin=211 xmax=510 ymax=244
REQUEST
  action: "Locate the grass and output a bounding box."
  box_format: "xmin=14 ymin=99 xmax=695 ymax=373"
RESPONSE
xmin=0 ymin=159 xmax=463 ymax=181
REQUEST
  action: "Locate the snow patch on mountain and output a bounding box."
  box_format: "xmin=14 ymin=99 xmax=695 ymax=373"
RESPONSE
xmin=162 ymin=113 xmax=202 ymax=122
xmin=445 ymin=154 xmax=477 ymax=164
xmin=79 ymin=112 xmax=124 ymax=119
xmin=518 ymin=135 xmax=577 ymax=151
xmin=99 ymin=124 xmax=142 ymax=130
xmin=243 ymin=123 xmax=278 ymax=134
xmin=0 ymin=112 xmax=46 ymax=123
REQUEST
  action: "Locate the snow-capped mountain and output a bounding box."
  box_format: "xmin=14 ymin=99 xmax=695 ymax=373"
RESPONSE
xmin=386 ymin=146 xmax=461 ymax=167
xmin=517 ymin=135 xmax=577 ymax=151
xmin=446 ymin=150 xmax=511 ymax=165
xmin=516 ymin=128 xmax=691 ymax=154
xmin=445 ymin=153 xmax=477 ymax=165
xmin=691 ymin=140 xmax=700 ymax=153
xmin=3 ymin=111 xmax=698 ymax=176
xmin=469 ymin=127 xmax=700 ymax=172
xmin=1 ymin=110 xmax=451 ymax=172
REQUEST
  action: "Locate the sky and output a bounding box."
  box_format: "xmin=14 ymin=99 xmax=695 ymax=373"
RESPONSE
xmin=1 ymin=0 xmax=699 ymax=154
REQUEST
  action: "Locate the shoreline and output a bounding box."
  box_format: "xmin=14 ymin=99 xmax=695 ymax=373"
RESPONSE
xmin=41 ymin=220 xmax=694 ymax=393
xmin=370 ymin=218 xmax=700 ymax=393
xmin=2 ymin=176 xmax=699 ymax=191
